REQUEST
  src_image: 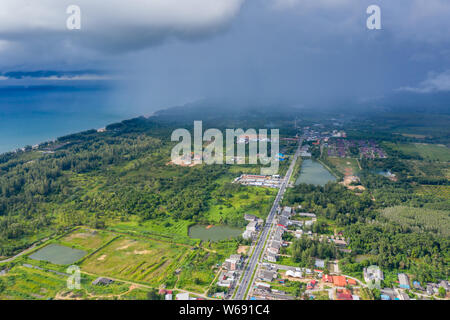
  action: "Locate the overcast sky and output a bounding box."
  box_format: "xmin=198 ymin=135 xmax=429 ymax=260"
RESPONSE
xmin=1 ymin=0 xmax=450 ymax=113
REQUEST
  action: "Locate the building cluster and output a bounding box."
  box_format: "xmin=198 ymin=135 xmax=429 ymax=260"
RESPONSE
xmin=299 ymin=145 xmax=311 ymax=157
xmin=217 ymin=254 xmax=244 ymax=290
xmin=265 ymin=206 xmax=294 ymax=262
xmin=233 ymin=174 xmax=282 ymax=188
xmin=326 ymin=139 xmax=386 ymax=159
xmin=242 ymin=214 xmax=264 ymax=240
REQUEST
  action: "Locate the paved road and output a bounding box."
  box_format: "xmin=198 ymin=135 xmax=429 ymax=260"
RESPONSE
xmin=234 ymin=140 xmax=303 ymax=300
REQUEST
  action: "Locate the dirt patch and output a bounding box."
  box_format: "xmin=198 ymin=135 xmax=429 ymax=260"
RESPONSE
xmin=117 ymin=240 xmax=136 ymax=251
xmin=97 ymin=254 xmax=107 ymax=261
xmin=133 ymin=250 xmax=152 ymax=255
xmin=237 ymin=246 xmax=249 ymax=255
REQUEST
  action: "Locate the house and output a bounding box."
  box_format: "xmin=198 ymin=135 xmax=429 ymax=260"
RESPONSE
xmin=333 ymin=276 xmax=347 ymax=287
xmin=315 ymin=259 xmax=325 ymax=269
xmin=244 ymin=214 xmax=257 ymax=221
xmin=255 ymin=282 xmax=271 ymax=291
xmin=337 ymin=293 xmax=353 ymax=300
xmin=259 ymin=269 xmax=277 ymax=282
xmin=243 ymin=229 xmax=254 ymax=240
xmin=363 ymin=266 xmax=384 ymax=283
xmin=398 ymin=273 xmax=410 ymax=289
xmin=92 ymin=277 xmax=114 ymax=286
xmin=323 ymin=274 xmax=333 ymax=283
xmin=282 ymin=207 xmax=292 ymax=216
xmin=247 ymin=221 xmax=258 ymax=232
xmin=223 ymin=254 xmax=242 ymax=270
xmin=176 ymin=293 xmax=190 ymax=300
xmin=165 ymin=294 xmax=173 ymax=300
xmin=266 ymin=252 xmax=277 ymax=262
xmin=347 ymin=278 xmax=357 ymax=286
xmin=278 ymin=217 xmax=289 ymax=228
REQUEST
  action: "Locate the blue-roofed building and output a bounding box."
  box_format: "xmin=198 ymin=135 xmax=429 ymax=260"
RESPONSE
xmin=380 ymin=294 xmax=391 ymax=300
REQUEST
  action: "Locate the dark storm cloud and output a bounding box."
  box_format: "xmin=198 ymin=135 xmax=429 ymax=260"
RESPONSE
xmin=1 ymin=0 xmax=450 ymax=112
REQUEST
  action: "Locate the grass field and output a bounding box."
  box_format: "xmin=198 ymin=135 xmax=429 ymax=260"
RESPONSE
xmin=58 ymin=228 xmax=117 ymax=252
xmin=81 ymin=237 xmax=188 ymax=286
xmin=205 ymin=184 xmax=277 ymax=224
xmin=387 ymin=143 xmax=450 ymax=162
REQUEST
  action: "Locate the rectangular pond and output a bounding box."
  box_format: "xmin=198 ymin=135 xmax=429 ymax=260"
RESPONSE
xmin=188 ymin=225 xmax=243 ymax=241
xmin=295 ymin=159 xmax=336 ymax=186
xmin=29 ymin=244 xmax=87 ymax=265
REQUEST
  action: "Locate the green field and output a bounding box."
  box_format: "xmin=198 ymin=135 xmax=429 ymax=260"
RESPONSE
xmin=387 ymin=143 xmax=450 ymax=162
xmin=0 ymin=264 xmax=153 ymax=300
xmin=381 ymin=206 xmax=450 ymax=237
xmin=205 ymin=182 xmax=277 ymax=224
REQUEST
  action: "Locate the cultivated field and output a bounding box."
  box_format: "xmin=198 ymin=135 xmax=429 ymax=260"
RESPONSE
xmin=81 ymin=237 xmax=188 ymax=286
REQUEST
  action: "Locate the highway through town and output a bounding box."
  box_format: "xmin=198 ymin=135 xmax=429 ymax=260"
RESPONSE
xmin=234 ymin=139 xmax=303 ymax=300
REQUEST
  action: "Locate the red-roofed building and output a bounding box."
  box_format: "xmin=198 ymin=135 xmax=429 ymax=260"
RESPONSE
xmin=337 ymin=293 xmax=353 ymax=300
xmin=333 ymin=276 xmax=347 ymax=287
xmin=347 ymin=278 xmax=357 ymax=286
xmin=322 ymin=274 xmax=333 ymax=283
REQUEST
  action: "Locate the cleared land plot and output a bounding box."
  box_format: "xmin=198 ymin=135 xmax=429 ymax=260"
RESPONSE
xmin=29 ymin=244 xmax=86 ymax=265
xmin=327 ymin=157 xmax=360 ymax=176
xmin=81 ymin=237 xmax=188 ymax=286
xmin=381 ymin=206 xmax=450 ymax=237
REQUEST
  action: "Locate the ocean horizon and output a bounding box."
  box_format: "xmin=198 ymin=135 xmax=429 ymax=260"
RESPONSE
xmin=0 ymin=85 xmax=134 ymax=154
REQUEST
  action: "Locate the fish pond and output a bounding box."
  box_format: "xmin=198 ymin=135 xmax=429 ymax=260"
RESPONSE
xmin=29 ymin=244 xmax=87 ymax=265
xmin=295 ymin=159 xmax=336 ymax=186
xmin=188 ymin=225 xmax=242 ymax=241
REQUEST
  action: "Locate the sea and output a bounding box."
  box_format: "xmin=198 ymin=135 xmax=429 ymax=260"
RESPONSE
xmin=0 ymin=85 xmax=134 ymax=154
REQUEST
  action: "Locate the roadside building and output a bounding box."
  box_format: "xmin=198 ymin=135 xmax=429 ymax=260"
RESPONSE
xmin=266 ymin=252 xmax=277 ymax=262
xmin=259 ymin=269 xmax=277 ymax=282
xmin=398 ymin=273 xmax=410 ymax=289
xmin=255 ymin=282 xmax=271 ymax=291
